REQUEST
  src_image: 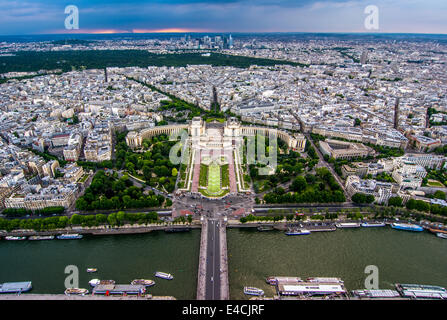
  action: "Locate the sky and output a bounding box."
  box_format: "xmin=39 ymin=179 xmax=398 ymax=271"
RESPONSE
xmin=0 ymin=0 xmax=447 ymax=35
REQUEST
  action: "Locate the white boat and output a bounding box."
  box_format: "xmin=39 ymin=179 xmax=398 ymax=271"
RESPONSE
xmin=88 ymin=279 xmax=100 ymax=287
xmin=4 ymin=236 xmax=26 ymax=240
xmin=361 ymin=222 xmax=386 ymax=227
xmin=307 ymin=277 xmax=344 ymax=284
xmin=336 ymin=223 xmax=360 ymax=228
xmin=64 ymin=288 xmax=88 ymax=295
xmin=285 ymin=229 xmax=310 ymax=235
xmin=155 ymin=272 xmax=173 ymax=280
xmin=89 ymin=279 xmax=115 ymax=287
xmin=28 ymin=235 xmax=55 ymax=240
xmin=436 ymin=232 xmax=447 ymax=239
xmin=86 ymin=268 xmax=97 ymax=273
xmin=244 ymin=287 xmax=264 ymax=296
xmin=131 ymin=279 xmax=155 ymax=286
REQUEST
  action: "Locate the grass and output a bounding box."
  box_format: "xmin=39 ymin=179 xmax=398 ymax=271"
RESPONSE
xmin=208 ymin=163 xmax=221 ymax=194
xmin=199 ymin=164 xmax=208 ymax=187
xmin=427 ymin=179 xmax=444 ymax=187
xmin=221 ymin=164 xmax=229 ymax=188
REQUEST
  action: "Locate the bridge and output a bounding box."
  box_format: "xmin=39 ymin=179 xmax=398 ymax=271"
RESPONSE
xmin=196 ymin=217 xmax=229 ymax=300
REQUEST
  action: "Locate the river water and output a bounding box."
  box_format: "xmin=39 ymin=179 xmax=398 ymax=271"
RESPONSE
xmin=227 ymin=227 xmax=447 ymax=299
xmin=0 ymin=230 xmax=200 ymax=299
xmin=1 ymin=227 xmax=446 ymax=300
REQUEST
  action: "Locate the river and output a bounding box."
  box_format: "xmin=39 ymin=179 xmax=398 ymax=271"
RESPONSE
xmin=227 ymin=227 xmax=447 ymax=299
xmin=1 ymin=226 xmax=447 ymax=300
xmin=0 ymin=230 xmax=200 ymax=299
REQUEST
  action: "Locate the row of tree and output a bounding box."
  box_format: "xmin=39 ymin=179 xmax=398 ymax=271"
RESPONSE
xmin=0 ymin=211 xmax=160 ymax=232
xmin=2 ymin=206 xmax=65 ymax=218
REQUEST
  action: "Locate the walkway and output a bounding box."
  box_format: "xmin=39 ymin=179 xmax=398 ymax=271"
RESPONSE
xmin=191 ymin=150 xmax=201 ymax=193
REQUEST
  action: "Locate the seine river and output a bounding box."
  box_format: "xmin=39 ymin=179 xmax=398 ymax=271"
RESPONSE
xmin=227 ymin=227 xmax=447 ymax=299
xmin=0 ymin=230 xmax=200 ymax=299
xmin=1 ymin=227 xmax=447 ymax=300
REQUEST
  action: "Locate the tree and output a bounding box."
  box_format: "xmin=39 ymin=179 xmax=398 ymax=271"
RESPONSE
xmin=69 ymin=214 xmax=82 ymax=225
xmin=433 ymin=190 xmax=446 ymax=200
xmin=171 ymin=168 xmax=178 ymax=177
xmin=388 ymin=196 xmax=403 ymax=207
xmin=365 ymin=194 xmax=375 ymax=204
xmin=291 ymin=176 xmax=307 ymax=192
xmin=352 ymin=193 xmax=367 ymax=204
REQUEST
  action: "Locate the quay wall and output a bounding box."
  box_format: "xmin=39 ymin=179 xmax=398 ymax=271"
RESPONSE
xmin=0 ymin=224 xmax=200 ymax=237
xmin=0 ymin=294 xmax=175 ymax=300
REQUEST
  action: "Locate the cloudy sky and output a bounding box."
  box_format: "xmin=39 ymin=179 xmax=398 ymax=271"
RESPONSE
xmin=0 ymin=0 xmax=446 ymax=35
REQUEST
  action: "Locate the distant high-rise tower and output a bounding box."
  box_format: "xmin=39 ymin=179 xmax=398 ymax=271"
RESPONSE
xmin=104 ymin=67 xmax=108 ymax=83
xmin=228 ymin=34 xmax=233 ymax=49
xmin=360 ymin=50 xmax=368 ymax=65
xmin=394 ymin=98 xmax=400 ymax=129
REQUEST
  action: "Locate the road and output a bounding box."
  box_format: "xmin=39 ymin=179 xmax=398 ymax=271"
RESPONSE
xmin=204 ymin=218 xmax=221 ymax=300
xmin=304 ymin=133 xmax=350 ymax=200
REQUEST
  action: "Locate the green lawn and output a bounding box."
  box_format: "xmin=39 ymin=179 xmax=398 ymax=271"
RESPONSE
xmin=208 ymin=163 xmax=221 ymax=194
xmin=427 ymin=179 xmax=444 ymax=187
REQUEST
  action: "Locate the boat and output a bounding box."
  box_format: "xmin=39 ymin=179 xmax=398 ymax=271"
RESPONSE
xmin=244 ymin=287 xmax=264 ymax=296
xmin=351 ymin=289 xmax=401 ymax=299
xmin=436 ymin=232 xmax=447 ymax=239
xmin=257 ymin=226 xmax=274 ymax=231
xmin=28 ymin=235 xmax=55 ymax=240
xmin=89 ymin=279 xmax=115 ymax=287
xmin=361 ymin=222 xmax=386 ymax=227
xmin=131 ymin=279 xmax=155 ymax=287
xmin=4 ymin=236 xmax=26 ymax=240
xmin=57 ymin=233 xmax=83 ymax=240
xmin=391 ymin=223 xmax=424 ymax=232
xmin=86 ymin=268 xmax=97 ymax=273
xmin=0 ymin=281 xmax=32 ymax=293
xmin=64 ymin=288 xmax=89 ymax=295
xmin=429 ymin=228 xmax=447 ymax=234
xmin=395 ymin=283 xmax=447 ymax=299
xmin=155 ymin=272 xmax=173 ymax=280
xmin=266 ymin=276 xmax=302 ymax=285
xmin=285 ymin=229 xmax=310 ymax=235
xmin=165 ymin=227 xmax=191 ymax=233
xmin=335 ymin=222 xmax=360 ymax=228
xmin=307 ymin=277 xmax=344 ymax=284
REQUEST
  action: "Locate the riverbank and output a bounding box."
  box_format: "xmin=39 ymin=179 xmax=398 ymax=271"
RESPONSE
xmin=0 ymin=294 xmax=176 ymax=300
xmin=0 ymin=223 xmax=200 ymax=237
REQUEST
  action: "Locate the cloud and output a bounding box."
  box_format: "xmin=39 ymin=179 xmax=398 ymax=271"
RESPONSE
xmin=0 ymin=0 xmax=446 ymax=35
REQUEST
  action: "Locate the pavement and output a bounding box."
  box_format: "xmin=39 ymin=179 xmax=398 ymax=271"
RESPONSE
xmin=204 ymin=218 xmax=221 ymax=300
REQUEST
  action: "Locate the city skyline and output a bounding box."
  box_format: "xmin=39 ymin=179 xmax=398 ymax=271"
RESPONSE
xmin=1 ymin=0 xmax=447 ymax=35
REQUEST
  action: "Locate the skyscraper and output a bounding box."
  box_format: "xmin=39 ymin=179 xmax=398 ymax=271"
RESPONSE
xmin=360 ymin=50 xmax=368 ymax=65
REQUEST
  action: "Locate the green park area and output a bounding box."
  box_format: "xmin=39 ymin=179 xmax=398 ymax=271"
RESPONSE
xmin=198 ymin=161 xmax=229 ymax=198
